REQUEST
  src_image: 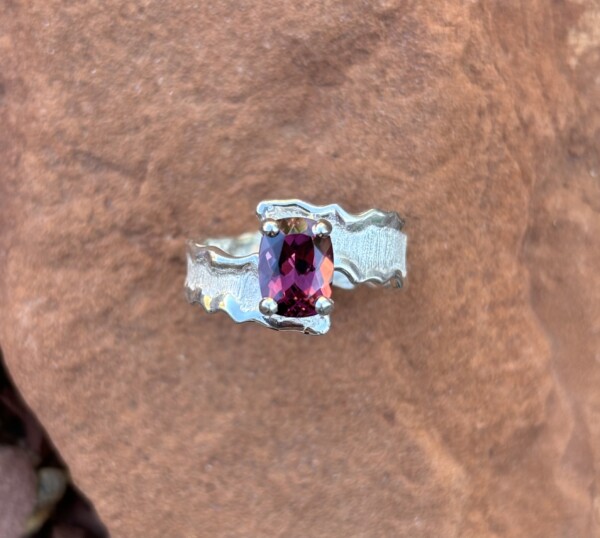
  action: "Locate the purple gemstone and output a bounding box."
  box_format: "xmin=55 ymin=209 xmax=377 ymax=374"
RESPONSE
xmin=258 ymin=218 xmax=334 ymax=317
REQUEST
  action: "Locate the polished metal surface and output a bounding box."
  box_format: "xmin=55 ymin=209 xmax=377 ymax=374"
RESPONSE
xmin=258 ymin=297 xmax=278 ymax=316
xmin=312 ymin=219 xmax=332 ymax=238
xmin=315 ymin=296 xmax=335 ymax=316
xmin=185 ymin=199 xmax=407 ymax=335
xmin=260 ymin=218 xmax=280 ymax=237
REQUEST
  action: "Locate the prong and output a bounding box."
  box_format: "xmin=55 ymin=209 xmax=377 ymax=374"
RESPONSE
xmin=260 ymin=218 xmax=280 ymax=237
xmin=315 ymin=296 xmax=334 ymax=316
xmin=312 ymin=219 xmax=332 ymax=238
xmin=259 ymin=297 xmax=278 ymax=316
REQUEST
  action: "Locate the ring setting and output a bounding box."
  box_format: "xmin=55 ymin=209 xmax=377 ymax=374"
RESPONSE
xmin=185 ymin=199 xmax=407 ymax=335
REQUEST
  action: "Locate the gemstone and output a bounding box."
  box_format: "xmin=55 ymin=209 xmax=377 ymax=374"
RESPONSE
xmin=258 ymin=217 xmax=334 ymax=317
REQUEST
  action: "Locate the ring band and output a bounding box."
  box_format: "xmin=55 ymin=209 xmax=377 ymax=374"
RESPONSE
xmin=185 ymin=199 xmax=407 ymax=335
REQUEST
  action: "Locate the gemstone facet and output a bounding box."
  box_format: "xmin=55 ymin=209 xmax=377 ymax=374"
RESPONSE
xmin=258 ymin=218 xmax=334 ymax=317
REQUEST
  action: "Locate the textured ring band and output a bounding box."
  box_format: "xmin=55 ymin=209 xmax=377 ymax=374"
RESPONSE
xmin=185 ymin=199 xmax=407 ymax=335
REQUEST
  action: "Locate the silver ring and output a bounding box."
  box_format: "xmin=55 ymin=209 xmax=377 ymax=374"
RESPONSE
xmin=185 ymin=199 xmax=407 ymax=335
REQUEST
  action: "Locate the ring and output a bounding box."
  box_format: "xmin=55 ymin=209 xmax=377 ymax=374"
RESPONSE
xmin=185 ymin=199 xmax=407 ymax=335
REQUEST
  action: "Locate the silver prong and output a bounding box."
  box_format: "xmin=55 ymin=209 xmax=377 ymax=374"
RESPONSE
xmin=312 ymin=219 xmax=332 ymax=238
xmin=260 ymin=218 xmax=280 ymax=237
xmin=259 ymin=297 xmax=278 ymax=316
xmin=315 ymin=296 xmax=334 ymax=315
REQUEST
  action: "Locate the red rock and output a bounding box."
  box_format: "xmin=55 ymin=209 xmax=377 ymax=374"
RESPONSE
xmin=0 ymin=1 xmax=599 ymax=537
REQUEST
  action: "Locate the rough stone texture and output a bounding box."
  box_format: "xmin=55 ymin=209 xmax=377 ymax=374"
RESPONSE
xmin=0 ymin=1 xmax=599 ymax=537
xmin=0 ymin=447 xmax=37 ymax=538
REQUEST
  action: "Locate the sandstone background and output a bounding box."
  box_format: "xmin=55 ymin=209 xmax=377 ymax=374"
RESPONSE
xmin=1 ymin=1 xmax=599 ymax=537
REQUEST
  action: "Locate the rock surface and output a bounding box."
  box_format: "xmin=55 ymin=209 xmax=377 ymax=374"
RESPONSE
xmin=0 ymin=1 xmax=599 ymax=537
xmin=0 ymin=447 xmax=37 ymax=538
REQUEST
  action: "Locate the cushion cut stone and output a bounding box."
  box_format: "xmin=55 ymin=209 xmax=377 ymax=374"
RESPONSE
xmin=258 ymin=218 xmax=334 ymax=317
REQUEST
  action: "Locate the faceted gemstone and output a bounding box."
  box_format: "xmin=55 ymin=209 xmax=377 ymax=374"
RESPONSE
xmin=258 ymin=217 xmax=334 ymax=317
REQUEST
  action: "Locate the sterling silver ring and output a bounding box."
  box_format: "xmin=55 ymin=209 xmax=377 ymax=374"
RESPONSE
xmin=185 ymin=199 xmax=407 ymax=335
